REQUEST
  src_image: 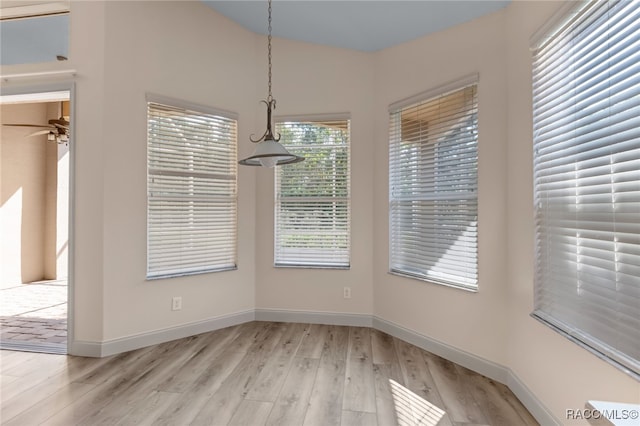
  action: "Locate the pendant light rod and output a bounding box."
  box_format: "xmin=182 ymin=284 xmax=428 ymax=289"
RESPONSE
xmin=267 ymin=0 xmax=273 ymax=101
xmin=239 ymin=0 xmax=304 ymax=167
xmin=249 ymin=0 xmax=279 ymax=144
xmin=250 ymin=98 xmax=279 ymax=143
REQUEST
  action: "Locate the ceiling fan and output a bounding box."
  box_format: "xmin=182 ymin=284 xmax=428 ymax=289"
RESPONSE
xmin=3 ymin=101 xmax=70 ymax=144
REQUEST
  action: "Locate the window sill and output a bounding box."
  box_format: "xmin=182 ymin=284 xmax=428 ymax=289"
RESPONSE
xmin=531 ymin=312 xmax=640 ymax=382
xmin=274 ymin=264 xmax=350 ymax=270
xmin=146 ymin=266 xmax=237 ymax=281
xmin=388 ymin=270 xmax=478 ymax=293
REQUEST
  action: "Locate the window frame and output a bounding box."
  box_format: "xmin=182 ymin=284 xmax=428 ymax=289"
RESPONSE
xmin=273 ymin=114 xmax=351 ymax=269
xmin=146 ymin=94 xmax=238 ymax=279
xmin=388 ymin=74 xmax=479 ymax=292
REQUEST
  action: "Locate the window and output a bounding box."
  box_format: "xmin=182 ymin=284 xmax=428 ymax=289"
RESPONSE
xmin=274 ymin=118 xmax=350 ymax=268
xmin=146 ymin=96 xmax=237 ymax=278
xmin=0 ymin=5 xmax=69 ymax=66
xmin=531 ymin=0 xmax=640 ymax=377
xmin=389 ymin=77 xmax=478 ymax=290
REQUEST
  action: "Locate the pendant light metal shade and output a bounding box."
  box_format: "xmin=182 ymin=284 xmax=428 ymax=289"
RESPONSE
xmin=239 ymin=0 xmax=304 ymax=167
xmin=238 ymin=138 xmax=304 ymax=167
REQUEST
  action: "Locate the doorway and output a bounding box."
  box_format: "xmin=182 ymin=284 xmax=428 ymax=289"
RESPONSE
xmin=0 ymin=89 xmax=72 ymax=355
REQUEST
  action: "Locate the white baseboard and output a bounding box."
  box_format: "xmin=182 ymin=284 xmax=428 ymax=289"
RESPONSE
xmin=255 ymin=308 xmax=372 ymax=327
xmin=69 ymin=340 xmax=102 ymax=357
xmin=508 ymin=369 xmax=562 ymax=425
xmin=372 ymin=315 xmax=560 ymax=426
xmin=67 ymin=308 xmax=557 ymax=425
xmin=69 ymin=309 xmax=254 ymax=358
xmin=372 ymin=316 xmax=509 ymax=383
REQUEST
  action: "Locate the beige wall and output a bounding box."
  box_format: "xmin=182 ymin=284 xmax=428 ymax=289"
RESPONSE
xmin=254 ymin=38 xmax=375 ymax=316
xmin=97 ymin=0 xmax=258 ymax=341
xmin=0 ymin=102 xmax=69 ymax=286
xmin=373 ymin=10 xmax=509 ymax=366
xmin=1 ymin=1 xmax=637 ymax=422
xmin=1 ymin=102 xmax=51 ymax=285
xmin=55 ymin=139 xmax=69 ymax=280
xmin=43 ymin=101 xmax=68 ymax=280
xmin=2 ymin=0 xmax=259 ymax=342
xmin=1 ymin=101 xmax=66 ymax=285
xmin=43 ymin=103 xmax=57 ymax=279
xmin=371 ymin=2 xmax=638 ymax=421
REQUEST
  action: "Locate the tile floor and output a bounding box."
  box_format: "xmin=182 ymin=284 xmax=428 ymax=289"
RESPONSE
xmin=0 ymin=280 xmax=67 ymax=352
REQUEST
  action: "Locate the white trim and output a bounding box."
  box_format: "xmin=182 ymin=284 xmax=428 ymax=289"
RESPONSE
xmin=372 ymin=316 xmax=508 ymax=382
xmin=65 ymin=309 xmax=557 ymax=425
xmin=388 ymin=73 xmax=479 ymax=112
xmin=0 ymin=2 xmax=70 ymax=20
xmin=0 ymin=90 xmax=69 ymax=104
xmin=66 ymin=84 xmax=76 ymax=357
xmin=275 ymin=112 xmax=351 ymax=124
xmin=529 ymin=0 xmax=587 ymax=51
xmin=1 ymin=70 xmax=77 ymax=83
xmin=0 ymin=82 xmax=73 ymax=99
xmin=69 ymin=310 xmax=254 ymax=358
xmin=255 ymin=308 xmax=372 ymax=327
xmin=0 ymin=82 xmax=75 ymax=357
xmin=68 ymin=340 xmax=102 ymax=358
xmin=145 ymin=93 xmax=238 ymax=121
xmin=508 ymin=370 xmax=563 ymax=426
xmin=373 ymin=315 xmax=561 ymax=426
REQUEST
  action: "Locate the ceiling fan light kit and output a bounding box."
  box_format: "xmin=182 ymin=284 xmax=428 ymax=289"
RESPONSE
xmin=238 ymin=0 xmax=304 ymax=168
xmin=2 ymin=101 xmax=70 ymax=145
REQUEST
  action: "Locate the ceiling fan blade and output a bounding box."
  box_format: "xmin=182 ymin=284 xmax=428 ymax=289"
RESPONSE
xmin=49 ymin=118 xmax=70 ymax=127
xmin=28 ymin=130 xmax=54 ymax=137
xmin=3 ymin=123 xmax=55 ymax=128
xmin=52 ymin=122 xmax=69 ymax=130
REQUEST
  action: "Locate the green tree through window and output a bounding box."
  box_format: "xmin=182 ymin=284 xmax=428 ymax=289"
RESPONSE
xmin=275 ymin=119 xmax=350 ymax=267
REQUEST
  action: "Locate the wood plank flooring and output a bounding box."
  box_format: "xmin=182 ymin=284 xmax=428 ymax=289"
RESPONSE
xmin=0 ymin=321 xmax=539 ymax=426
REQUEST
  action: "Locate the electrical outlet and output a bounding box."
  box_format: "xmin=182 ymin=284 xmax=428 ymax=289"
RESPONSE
xmin=172 ymin=296 xmax=182 ymax=311
xmin=343 ymin=287 xmax=351 ymax=299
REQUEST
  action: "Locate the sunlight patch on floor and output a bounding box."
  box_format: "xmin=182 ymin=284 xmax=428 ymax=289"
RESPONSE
xmin=390 ymin=379 xmax=446 ymax=426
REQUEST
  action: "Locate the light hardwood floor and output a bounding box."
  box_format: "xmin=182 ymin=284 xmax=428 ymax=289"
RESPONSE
xmin=0 ymin=321 xmax=538 ymax=425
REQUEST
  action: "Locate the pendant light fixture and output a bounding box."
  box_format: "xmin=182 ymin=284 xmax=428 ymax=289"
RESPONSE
xmin=239 ymin=0 xmax=304 ymax=167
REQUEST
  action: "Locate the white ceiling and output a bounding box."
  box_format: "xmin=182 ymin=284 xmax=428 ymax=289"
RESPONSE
xmin=203 ymin=0 xmax=510 ymax=52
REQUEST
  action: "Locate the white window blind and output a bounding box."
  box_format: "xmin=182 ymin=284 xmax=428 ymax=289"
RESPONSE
xmin=389 ymin=80 xmax=478 ymax=290
xmin=274 ymin=118 xmax=350 ymax=268
xmin=147 ymin=98 xmax=237 ymax=279
xmin=532 ymin=0 xmax=640 ymax=377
